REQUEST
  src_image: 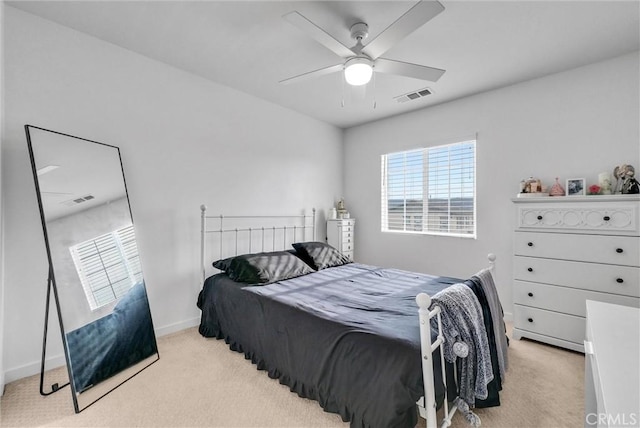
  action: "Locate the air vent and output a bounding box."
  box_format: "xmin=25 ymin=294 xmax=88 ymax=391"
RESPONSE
xmin=62 ymin=195 xmax=95 ymax=206
xmin=394 ymin=87 xmax=432 ymax=103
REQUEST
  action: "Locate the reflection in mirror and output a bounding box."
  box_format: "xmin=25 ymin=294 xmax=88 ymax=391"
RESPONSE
xmin=25 ymin=125 xmax=159 ymax=412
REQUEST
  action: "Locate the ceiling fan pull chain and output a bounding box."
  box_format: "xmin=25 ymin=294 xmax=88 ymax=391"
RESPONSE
xmin=372 ymin=68 xmax=377 ymax=109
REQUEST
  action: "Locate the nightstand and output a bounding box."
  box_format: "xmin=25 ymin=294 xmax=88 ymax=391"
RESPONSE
xmin=327 ymin=218 xmax=355 ymax=261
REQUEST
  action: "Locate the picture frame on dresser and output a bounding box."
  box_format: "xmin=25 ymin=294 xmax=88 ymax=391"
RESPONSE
xmin=566 ymin=178 xmax=585 ymax=196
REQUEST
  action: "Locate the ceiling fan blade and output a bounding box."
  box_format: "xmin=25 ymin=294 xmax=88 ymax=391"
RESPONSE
xmin=375 ymin=58 xmax=445 ymax=82
xmin=279 ymin=63 xmax=344 ymax=85
xmin=283 ymin=11 xmax=355 ymax=59
xmin=362 ymin=0 xmax=445 ymax=60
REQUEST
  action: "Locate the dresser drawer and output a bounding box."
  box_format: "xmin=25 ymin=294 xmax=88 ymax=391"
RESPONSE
xmin=514 ymin=280 xmax=640 ymax=317
xmin=516 ymin=202 xmax=639 ymax=234
xmin=327 ymin=219 xmax=355 ymax=258
xmin=514 ymin=231 xmax=640 ymax=267
xmin=339 ymin=241 xmax=355 ymax=253
xmin=341 ymin=230 xmax=355 ymax=243
xmin=514 ymin=256 xmax=640 ymax=297
xmin=514 ymin=305 xmax=585 ymax=345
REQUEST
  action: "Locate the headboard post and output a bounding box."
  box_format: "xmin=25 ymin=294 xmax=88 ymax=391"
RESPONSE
xmin=219 ymin=215 xmax=224 ymax=259
xmin=488 ymin=253 xmax=496 ymax=275
xmin=200 ymin=205 xmax=207 ymax=284
xmin=312 ymin=208 xmax=316 ymax=241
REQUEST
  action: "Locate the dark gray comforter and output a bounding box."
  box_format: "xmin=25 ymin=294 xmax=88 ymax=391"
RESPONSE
xmin=197 ymin=263 xmax=460 ymax=428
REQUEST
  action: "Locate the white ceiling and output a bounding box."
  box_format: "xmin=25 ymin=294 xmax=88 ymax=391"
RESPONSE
xmin=8 ymin=1 xmax=640 ymax=129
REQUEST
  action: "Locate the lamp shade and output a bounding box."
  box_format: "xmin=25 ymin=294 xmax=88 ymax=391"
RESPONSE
xmin=344 ymin=57 xmax=373 ymax=86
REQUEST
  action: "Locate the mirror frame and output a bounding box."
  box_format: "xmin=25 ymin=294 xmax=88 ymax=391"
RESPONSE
xmin=25 ymin=124 xmax=159 ymax=413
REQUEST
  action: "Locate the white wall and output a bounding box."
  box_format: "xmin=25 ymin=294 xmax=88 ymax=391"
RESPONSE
xmin=0 ymin=0 xmax=6 ymax=396
xmin=2 ymin=7 xmax=343 ymax=382
xmin=344 ymin=52 xmax=640 ymax=318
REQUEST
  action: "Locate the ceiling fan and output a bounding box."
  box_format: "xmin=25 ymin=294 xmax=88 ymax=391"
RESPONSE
xmin=280 ymin=0 xmax=446 ymax=87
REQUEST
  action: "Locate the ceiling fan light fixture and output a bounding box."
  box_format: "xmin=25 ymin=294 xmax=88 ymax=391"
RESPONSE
xmin=344 ymin=57 xmax=373 ymax=86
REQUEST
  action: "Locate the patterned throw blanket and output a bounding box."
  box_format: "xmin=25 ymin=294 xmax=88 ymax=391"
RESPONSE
xmin=430 ymin=283 xmax=494 ymax=408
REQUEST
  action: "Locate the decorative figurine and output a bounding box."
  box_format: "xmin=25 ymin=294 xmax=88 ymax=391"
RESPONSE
xmin=549 ymin=178 xmax=565 ymax=196
xmin=523 ymin=177 xmax=542 ymax=193
xmin=336 ymin=198 xmax=348 ymax=218
xmin=613 ymin=164 xmax=638 ymax=194
xmin=622 ymin=176 xmax=639 ymax=194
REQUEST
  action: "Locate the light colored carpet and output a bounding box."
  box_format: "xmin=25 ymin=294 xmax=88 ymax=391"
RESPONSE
xmin=0 ymin=324 xmax=584 ymax=427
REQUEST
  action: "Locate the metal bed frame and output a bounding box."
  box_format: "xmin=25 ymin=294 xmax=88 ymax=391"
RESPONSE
xmin=200 ymin=205 xmax=316 ymax=283
xmin=416 ymin=253 xmax=496 ymax=428
xmin=199 ymin=204 xmax=495 ymax=428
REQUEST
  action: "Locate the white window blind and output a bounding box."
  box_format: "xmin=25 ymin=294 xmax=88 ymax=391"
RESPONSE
xmin=69 ymin=225 xmax=142 ymax=310
xmin=381 ymin=139 xmax=476 ymax=238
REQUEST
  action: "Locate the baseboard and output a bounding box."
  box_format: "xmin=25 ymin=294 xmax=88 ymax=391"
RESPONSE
xmin=3 ymin=317 xmax=201 ymax=384
xmin=4 ymin=353 xmax=67 ymax=384
xmin=503 ymin=311 xmax=513 ymax=323
xmin=155 ymin=317 xmax=200 ymax=337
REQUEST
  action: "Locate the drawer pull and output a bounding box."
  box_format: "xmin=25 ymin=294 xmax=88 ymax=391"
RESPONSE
xmin=536 ymin=215 xmax=543 ymax=220
xmin=616 ymin=248 xmax=624 ymax=254
xmin=527 ymin=242 xmax=534 ymax=247
xmin=603 ymin=215 xmax=610 ymax=221
xmin=527 ymin=267 xmax=533 ymax=272
xmin=527 ymin=318 xmax=534 ymax=323
xmin=527 ymin=292 xmax=533 ymax=297
xmin=616 ymin=278 xmax=624 ymax=284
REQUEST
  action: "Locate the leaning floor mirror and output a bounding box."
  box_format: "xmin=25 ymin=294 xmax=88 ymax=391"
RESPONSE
xmin=25 ymin=125 xmax=159 ymax=413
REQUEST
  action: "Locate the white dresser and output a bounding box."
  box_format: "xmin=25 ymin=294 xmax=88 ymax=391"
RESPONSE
xmin=327 ymin=218 xmax=355 ymax=261
xmin=511 ymin=195 xmax=640 ymax=352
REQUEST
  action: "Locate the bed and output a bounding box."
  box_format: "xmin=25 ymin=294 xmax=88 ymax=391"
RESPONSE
xmin=196 ymin=206 xmax=507 ymax=428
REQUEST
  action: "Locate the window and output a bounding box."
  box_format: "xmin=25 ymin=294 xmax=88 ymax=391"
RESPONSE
xmin=381 ymin=139 xmax=476 ymax=238
xmin=69 ymin=225 xmax=142 ymax=310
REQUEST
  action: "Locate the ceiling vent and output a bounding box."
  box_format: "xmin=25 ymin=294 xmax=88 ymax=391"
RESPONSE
xmin=62 ymin=195 xmax=95 ymax=206
xmin=394 ymin=87 xmax=432 ymax=103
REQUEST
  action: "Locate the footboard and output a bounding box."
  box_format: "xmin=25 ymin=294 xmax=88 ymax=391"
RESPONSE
xmin=416 ymin=253 xmax=496 ymax=427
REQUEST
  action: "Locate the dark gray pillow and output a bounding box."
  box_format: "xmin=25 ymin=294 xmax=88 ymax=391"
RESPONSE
xmin=212 ymin=256 xmax=234 ymax=272
xmin=291 ymin=241 xmax=351 ymax=271
xmin=212 ymin=250 xmax=299 ymax=272
xmin=213 ymin=251 xmax=313 ymax=284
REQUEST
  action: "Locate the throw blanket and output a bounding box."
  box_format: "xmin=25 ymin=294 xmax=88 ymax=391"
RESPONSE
xmin=430 ymin=283 xmax=494 ymax=408
xmin=474 ymin=268 xmax=509 ymax=382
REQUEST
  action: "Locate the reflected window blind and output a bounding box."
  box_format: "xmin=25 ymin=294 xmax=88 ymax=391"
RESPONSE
xmin=69 ymin=225 xmax=142 ymax=310
xmin=381 ymin=139 xmax=476 ymax=237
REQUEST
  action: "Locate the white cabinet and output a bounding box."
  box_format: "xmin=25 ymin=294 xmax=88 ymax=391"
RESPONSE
xmin=512 ymin=196 xmax=640 ymax=352
xmin=327 ymin=219 xmax=355 ymax=261
xmin=584 ymin=301 xmax=639 ymax=427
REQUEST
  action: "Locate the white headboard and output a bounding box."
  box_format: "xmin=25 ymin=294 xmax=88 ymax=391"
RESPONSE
xmin=200 ymin=205 xmax=316 ymax=283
